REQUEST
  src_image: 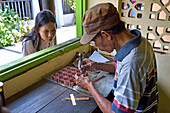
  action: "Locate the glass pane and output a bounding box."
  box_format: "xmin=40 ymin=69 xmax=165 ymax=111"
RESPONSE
xmin=0 ymin=0 xmax=76 ymax=66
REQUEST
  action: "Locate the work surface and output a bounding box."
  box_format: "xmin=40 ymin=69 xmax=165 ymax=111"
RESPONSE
xmin=6 ymin=70 xmax=114 ymax=113
xmin=6 ymin=79 xmax=97 ymax=113
xmin=45 ymin=69 xmax=114 ymax=97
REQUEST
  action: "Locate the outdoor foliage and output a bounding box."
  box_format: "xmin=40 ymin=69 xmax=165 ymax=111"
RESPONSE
xmin=65 ymin=0 xmax=76 ymax=11
xmin=0 ymin=6 xmax=31 ymax=48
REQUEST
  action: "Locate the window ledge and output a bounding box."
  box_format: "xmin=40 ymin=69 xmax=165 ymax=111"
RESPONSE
xmin=0 ymin=38 xmax=81 ymax=82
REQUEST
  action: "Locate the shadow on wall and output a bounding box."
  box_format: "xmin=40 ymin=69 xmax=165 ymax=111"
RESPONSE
xmin=158 ymin=85 xmax=170 ymax=113
xmin=156 ymin=53 xmax=170 ymax=113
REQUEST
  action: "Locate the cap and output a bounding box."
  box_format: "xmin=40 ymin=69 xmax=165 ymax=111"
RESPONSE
xmin=80 ymin=3 xmax=120 ymax=44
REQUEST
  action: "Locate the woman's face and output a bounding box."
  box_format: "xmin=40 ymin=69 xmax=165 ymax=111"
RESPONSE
xmin=38 ymin=21 xmax=56 ymax=42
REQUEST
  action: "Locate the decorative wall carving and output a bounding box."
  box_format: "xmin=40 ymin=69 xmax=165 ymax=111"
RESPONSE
xmin=119 ymin=0 xmax=170 ymax=54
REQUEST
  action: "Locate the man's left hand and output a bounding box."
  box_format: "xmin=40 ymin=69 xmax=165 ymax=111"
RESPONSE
xmin=74 ymin=74 xmax=92 ymax=89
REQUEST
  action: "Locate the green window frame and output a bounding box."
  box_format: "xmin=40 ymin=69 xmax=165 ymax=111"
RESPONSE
xmin=0 ymin=0 xmax=87 ymax=82
xmin=76 ymin=0 xmax=87 ymax=37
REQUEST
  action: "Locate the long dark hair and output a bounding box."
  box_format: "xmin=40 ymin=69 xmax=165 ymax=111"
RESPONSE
xmin=33 ymin=9 xmax=57 ymax=35
xmin=22 ymin=9 xmax=57 ymax=50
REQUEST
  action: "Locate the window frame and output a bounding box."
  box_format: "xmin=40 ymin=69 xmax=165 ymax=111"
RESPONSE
xmin=0 ymin=0 xmax=87 ymax=82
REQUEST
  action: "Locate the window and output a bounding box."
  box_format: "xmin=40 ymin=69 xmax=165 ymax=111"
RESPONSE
xmin=0 ymin=0 xmax=87 ymax=82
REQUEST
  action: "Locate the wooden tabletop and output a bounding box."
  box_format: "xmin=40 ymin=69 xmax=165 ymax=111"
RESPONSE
xmin=6 ymin=79 xmax=97 ymax=113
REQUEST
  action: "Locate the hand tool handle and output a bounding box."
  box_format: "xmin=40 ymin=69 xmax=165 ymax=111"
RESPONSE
xmin=65 ymin=97 xmax=90 ymax=101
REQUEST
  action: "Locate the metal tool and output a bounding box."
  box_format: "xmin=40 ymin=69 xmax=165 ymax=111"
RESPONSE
xmin=78 ymin=53 xmax=84 ymax=72
xmin=92 ymin=75 xmax=105 ymax=83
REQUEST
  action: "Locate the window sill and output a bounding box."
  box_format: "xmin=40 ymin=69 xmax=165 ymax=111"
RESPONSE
xmin=0 ymin=38 xmax=82 ymax=82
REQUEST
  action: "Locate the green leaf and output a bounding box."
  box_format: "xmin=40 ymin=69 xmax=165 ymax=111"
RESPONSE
xmin=0 ymin=5 xmax=32 ymax=47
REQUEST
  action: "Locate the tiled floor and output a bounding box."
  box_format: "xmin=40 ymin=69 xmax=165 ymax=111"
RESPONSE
xmin=0 ymin=25 xmax=76 ymax=66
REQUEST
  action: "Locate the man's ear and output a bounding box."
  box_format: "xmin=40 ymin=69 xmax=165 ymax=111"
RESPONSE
xmin=100 ymin=31 xmax=112 ymax=40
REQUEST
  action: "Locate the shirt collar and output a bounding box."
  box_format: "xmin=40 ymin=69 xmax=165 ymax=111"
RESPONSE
xmin=114 ymin=30 xmax=142 ymax=61
xmin=40 ymin=38 xmax=49 ymax=45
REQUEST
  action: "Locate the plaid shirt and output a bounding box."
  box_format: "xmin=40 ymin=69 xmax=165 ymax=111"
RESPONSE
xmin=112 ymin=30 xmax=158 ymax=113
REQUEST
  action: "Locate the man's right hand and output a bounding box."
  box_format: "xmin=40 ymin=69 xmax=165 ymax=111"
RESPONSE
xmin=80 ymin=58 xmax=115 ymax=73
xmin=81 ymin=58 xmax=97 ymax=71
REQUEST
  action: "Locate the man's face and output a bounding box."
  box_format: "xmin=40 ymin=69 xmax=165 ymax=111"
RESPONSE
xmin=38 ymin=22 xmax=56 ymax=42
xmin=93 ymin=31 xmax=114 ymax=53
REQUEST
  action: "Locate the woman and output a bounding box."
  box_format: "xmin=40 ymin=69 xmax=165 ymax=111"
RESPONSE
xmin=22 ymin=9 xmax=57 ymax=57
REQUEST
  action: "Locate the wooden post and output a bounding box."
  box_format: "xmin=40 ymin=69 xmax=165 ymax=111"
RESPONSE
xmin=42 ymin=0 xmax=55 ymax=16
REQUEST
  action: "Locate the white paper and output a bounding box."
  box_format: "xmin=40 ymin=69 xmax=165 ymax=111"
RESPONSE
xmin=89 ymin=51 xmax=110 ymax=63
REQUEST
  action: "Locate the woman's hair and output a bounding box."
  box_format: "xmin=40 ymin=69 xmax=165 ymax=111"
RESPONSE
xmin=23 ymin=9 xmax=56 ymax=38
xmin=22 ymin=9 xmax=56 ymax=50
xmin=33 ymin=9 xmax=57 ymax=35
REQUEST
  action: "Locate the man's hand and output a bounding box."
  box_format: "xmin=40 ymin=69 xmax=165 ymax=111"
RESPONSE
xmin=81 ymin=58 xmax=97 ymax=71
xmin=74 ymin=73 xmax=115 ymax=113
xmin=74 ymin=73 xmax=93 ymax=89
xmin=79 ymin=58 xmax=115 ymax=73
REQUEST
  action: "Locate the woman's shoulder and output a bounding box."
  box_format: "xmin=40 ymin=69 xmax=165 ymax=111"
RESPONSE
xmin=22 ymin=37 xmax=33 ymax=46
xmin=22 ymin=31 xmax=36 ymax=42
xmin=22 ymin=36 xmax=32 ymax=43
xmin=22 ymin=31 xmax=35 ymax=40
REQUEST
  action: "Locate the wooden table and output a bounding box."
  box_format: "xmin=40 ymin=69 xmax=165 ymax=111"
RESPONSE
xmin=6 ymin=79 xmax=97 ymax=113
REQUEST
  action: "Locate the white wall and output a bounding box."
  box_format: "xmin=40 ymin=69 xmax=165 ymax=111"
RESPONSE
xmin=32 ymin=0 xmax=40 ymax=19
xmin=63 ymin=13 xmax=75 ymax=26
xmin=55 ymin=0 xmax=74 ymax=27
xmin=156 ymin=53 xmax=170 ymax=112
xmin=55 ymin=0 xmax=64 ymax=28
xmin=88 ymin=0 xmax=118 ymax=8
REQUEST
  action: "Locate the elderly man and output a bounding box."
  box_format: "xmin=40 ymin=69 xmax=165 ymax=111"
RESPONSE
xmin=76 ymin=3 xmax=158 ymax=113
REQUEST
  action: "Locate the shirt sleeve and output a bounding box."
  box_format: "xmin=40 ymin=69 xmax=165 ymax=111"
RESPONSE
xmin=22 ymin=40 xmax=36 ymax=57
xmin=112 ymin=62 xmax=142 ymax=113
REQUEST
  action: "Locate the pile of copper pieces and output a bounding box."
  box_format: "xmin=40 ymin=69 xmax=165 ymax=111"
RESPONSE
xmin=51 ymin=66 xmax=88 ymax=87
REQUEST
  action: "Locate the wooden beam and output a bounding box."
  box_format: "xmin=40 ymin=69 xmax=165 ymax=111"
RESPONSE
xmin=42 ymin=0 xmax=55 ymax=16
